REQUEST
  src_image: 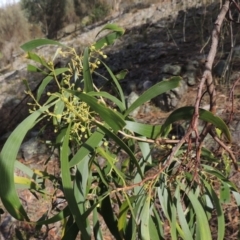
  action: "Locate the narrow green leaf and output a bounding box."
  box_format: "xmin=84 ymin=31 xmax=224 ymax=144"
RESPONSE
xmin=62 ymin=222 xmax=79 ymax=240
xmin=21 ymin=38 xmax=67 ymax=51
xmin=160 ymin=106 xmax=232 ymax=142
xmin=148 ymin=215 xmax=162 ymax=240
xmin=14 ymin=176 xmax=39 ymax=190
xmin=125 ymin=120 xmax=161 ymax=139
xmin=73 ymin=157 xmax=92 ymax=236
xmin=220 ymin=182 xmax=230 ymax=203
xmin=27 ymin=64 xmax=43 ymax=72
xmin=95 ymin=23 xmax=125 ymax=39
xmin=88 ymin=91 xmax=125 ymax=112
xmin=53 ymin=67 xmax=69 ymax=76
xmin=94 ymin=24 xmax=124 ymax=50
xmin=69 ymin=128 xmax=105 ymax=167
xmin=157 ymin=184 xmax=170 ymax=220
xmin=0 ymin=102 xmax=57 ymax=220
xmin=204 ymin=180 xmax=225 ymax=240
xmin=115 ymin=69 xmax=128 ymax=80
xmin=74 ymin=157 xmax=90 ymax=199
xmin=96 ymin=147 xmax=125 ymax=180
xmin=52 ymin=91 xmax=70 ymax=125
xmin=96 ymin=123 xmax=143 ymax=178
xmin=93 ymin=204 xmax=103 ymax=240
xmin=180 ymin=184 xmax=212 ymax=240
xmin=60 ymin=124 xmax=91 ymax=239
xmin=35 ymin=207 xmax=71 ymax=225
xmin=152 ymin=207 xmax=164 ymax=239
xmin=129 ymin=216 xmax=138 ymax=240
xmin=15 ymin=161 xmax=34 ymax=178
xmin=83 ymin=47 xmax=94 ymax=92
xmin=201 ymin=147 xmax=220 ymax=163
xmin=124 ymin=77 xmax=181 ymax=117
xmin=118 ymin=196 xmax=138 ymax=235
xmin=38 ymin=67 xmax=69 ymax=101
xmin=26 ymin=52 xmax=51 ymax=70
xmin=203 ymin=165 xmax=237 ymax=190
xmin=175 ymin=186 xmax=193 ymax=240
xmin=100 ymin=61 xmax=126 ymax=109
xmin=157 ymin=183 xmax=177 ymax=240
xmin=138 ymin=140 xmax=152 ymax=165
xmin=140 ymin=196 xmax=151 ymax=240
xmin=100 ymin=194 xmax=121 ymax=240
xmin=95 ymin=32 xmax=123 ymax=50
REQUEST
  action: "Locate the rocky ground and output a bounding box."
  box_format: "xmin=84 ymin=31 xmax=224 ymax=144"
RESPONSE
xmin=1 ymin=0 xmax=240 ymax=239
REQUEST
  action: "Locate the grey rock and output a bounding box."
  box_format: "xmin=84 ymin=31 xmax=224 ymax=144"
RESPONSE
xmin=153 ymin=79 xmax=187 ymax=111
xmin=162 ymin=63 xmax=182 ymax=75
xmin=148 ymin=52 xmax=165 ymax=60
xmin=2 ymin=95 xmax=20 ymax=108
xmin=0 ymin=71 xmax=19 ymax=83
xmin=160 ymin=74 xmax=174 ymax=81
xmin=20 ymin=137 xmax=49 ymax=161
xmin=150 ymin=42 xmax=165 ymax=48
xmin=186 ymin=60 xmax=199 ymax=71
xmin=127 ymin=91 xmax=140 ymax=117
xmin=171 ymin=80 xmax=188 ymax=98
xmin=127 ymin=81 xmax=137 ymax=93
xmin=143 ymin=80 xmax=153 ymax=91
xmin=135 ymin=79 xmax=152 ymax=91
xmin=182 ymin=60 xmax=199 ymax=86
xmin=183 ymin=72 xmax=197 ymax=86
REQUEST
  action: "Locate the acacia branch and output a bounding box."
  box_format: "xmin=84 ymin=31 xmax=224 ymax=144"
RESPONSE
xmin=163 ymin=1 xmax=238 ymax=171
xmin=193 ymin=0 xmax=238 ymax=169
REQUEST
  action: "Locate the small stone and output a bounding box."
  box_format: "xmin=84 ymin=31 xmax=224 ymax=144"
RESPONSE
xmin=127 ymin=91 xmax=140 ymax=117
xmin=20 ymin=137 xmax=49 ymax=161
xmin=143 ymin=80 xmax=153 ymax=90
xmin=153 ymin=80 xmax=187 ymax=111
xmin=182 ymin=60 xmax=199 ymax=86
xmin=127 ymin=81 xmax=137 ymax=93
xmin=183 ymin=72 xmax=196 ymax=86
xmin=161 ymin=63 xmax=182 ymax=75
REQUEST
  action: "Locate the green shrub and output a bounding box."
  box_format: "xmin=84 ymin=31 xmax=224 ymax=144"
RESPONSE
xmin=74 ymin=0 xmax=109 ymax=26
xmin=21 ymin=0 xmax=66 ymax=39
xmin=90 ymin=2 xmax=110 ymax=23
xmin=0 ymin=23 xmax=239 ymax=239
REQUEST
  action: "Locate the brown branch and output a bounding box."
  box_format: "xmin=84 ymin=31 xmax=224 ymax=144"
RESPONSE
xmin=160 ymin=1 xmax=238 ymax=173
xmin=209 ymin=128 xmax=238 ymax=170
xmin=192 ymin=1 xmax=230 ymax=156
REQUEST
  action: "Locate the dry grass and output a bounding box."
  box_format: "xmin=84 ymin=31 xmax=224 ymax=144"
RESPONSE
xmin=0 ymin=3 xmax=28 ymax=67
xmin=0 ymin=2 xmax=44 ymax=69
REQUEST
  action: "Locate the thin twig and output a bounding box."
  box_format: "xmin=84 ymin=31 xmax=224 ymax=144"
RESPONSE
xmin=118 ymin=130 xmax=180 ymax=144
xmin=209 ymin=128 xmax=239 ymax=170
